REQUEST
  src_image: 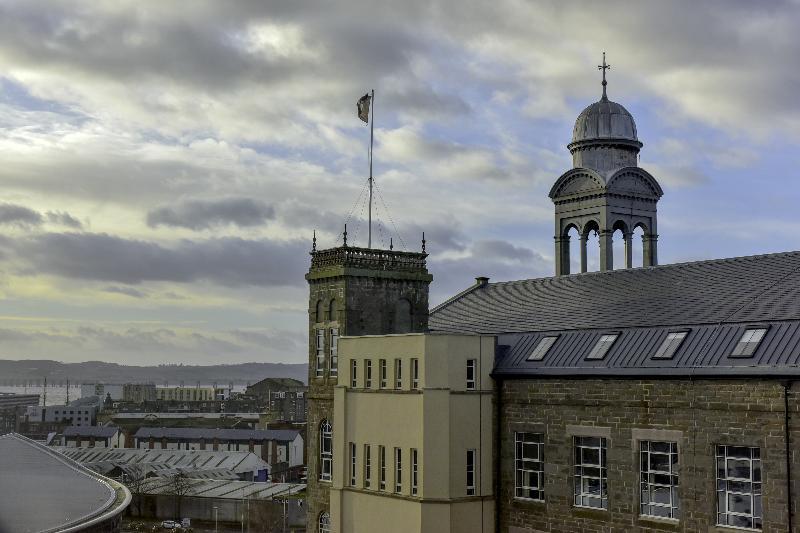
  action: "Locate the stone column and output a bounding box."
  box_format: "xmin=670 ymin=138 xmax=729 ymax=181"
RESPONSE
xmin=599 ymin=230 xmax=614 ymax=271
xmin=624 ymin=232 xmax=633 ymax=269
xmin=554 ymin=236 xmax=570 ymax=275
xmin=643 ymin=234 xmax=659 ymax=267
xmin=579 ymin=235 xmax=588 ymax=273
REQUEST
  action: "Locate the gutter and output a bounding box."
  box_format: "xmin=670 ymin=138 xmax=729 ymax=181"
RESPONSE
xmin=785 ymin=381 xmax=794 ymax=532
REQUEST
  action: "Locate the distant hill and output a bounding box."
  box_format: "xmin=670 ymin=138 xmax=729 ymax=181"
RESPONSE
xmin=0 ymin=360 xmax=308 ymax=386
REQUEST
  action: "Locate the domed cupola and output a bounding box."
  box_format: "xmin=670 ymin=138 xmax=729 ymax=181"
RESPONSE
xmin=567 ymin=55 xmax=642 ymax=172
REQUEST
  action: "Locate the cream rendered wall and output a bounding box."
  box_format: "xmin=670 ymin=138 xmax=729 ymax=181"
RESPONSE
xmin=331 ymin=333 xmax=495 ymax=533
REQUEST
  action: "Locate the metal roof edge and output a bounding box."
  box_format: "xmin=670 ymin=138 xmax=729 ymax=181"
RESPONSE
xmin=430 ymin=279 xmax=489 ymax=316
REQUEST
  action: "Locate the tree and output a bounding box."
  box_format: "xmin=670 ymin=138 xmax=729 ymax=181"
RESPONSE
xmin=122 ymin=465 xmax=148 ymax=517
xmin=167 ymin=470 xmax=194 ymax=520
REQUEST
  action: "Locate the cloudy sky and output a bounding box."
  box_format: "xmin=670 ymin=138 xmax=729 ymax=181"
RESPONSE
xmin=0 ymin=0 xmax=798 ymax=365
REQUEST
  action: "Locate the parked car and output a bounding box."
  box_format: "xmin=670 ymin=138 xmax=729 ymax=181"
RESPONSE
xmin=181 ymin=518 xmax=191 ymax=528
xmin=160 ymin=520 xmax=178 ymax=530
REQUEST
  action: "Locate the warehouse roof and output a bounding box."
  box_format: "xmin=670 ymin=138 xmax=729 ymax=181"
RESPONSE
xmin=134 ymin=427 xmax=300 ymax=441
xmin=0 ymin=433 xmax=130 ymax=533
xmin=140 ymin=478 xmax=304 ymax=500
xmin=430 ymin=251 xmax=800 ymax=377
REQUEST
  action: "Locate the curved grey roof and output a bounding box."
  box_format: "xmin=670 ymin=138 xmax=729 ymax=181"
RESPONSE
xmin=571 ymin=97 xmax=638 ymax=144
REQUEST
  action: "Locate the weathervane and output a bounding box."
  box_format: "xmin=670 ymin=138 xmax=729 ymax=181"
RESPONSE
xmin=598 ymin=52 xmax=611 ymax=100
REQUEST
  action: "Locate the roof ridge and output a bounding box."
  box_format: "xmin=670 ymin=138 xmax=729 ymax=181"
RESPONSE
xmin=430 ymin=279 xmax=488 ymax=315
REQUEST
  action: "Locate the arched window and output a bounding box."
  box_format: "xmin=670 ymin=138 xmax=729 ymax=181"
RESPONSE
xmin=315 ymin=300 xmax=324 ymax=323
xmin=328 ymin=299 xmax=337 ymax=322
xmin=320 ymin=420 xmax=332 ymax=481
xmin=318 ymin=511 xmax=331 ymax=533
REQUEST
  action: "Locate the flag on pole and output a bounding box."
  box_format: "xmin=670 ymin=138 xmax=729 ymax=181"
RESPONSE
xmin=357 ymin=93 xmax=371 ymax=123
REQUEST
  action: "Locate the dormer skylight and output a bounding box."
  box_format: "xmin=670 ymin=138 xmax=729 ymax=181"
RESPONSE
xmin=527 ymin=335 xmax=559 ymax=361
xmin=587 ymin=333 xmax=618 ymax=360
xmin=653 ymin=331 xmax=689 ymax=360
xmin=731 ymin=327 xmax=768 ymax=358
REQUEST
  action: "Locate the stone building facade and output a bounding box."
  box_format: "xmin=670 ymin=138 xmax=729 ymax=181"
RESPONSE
xmin=305 ymin=245 xmax=432 ymax=531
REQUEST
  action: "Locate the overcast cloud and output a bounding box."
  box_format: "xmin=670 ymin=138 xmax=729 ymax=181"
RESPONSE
xmin=0 ymin=0 xmax=798 ymax=364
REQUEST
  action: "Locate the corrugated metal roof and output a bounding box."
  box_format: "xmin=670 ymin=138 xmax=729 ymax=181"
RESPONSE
xmin=133 ymin=427 xmax=300 ymax=442
xmin=63 ymin=426 xmax=118 ymax=438
xmin=140 ymin=478 xmax=304 ymax=500
xmin=493 ymin=320 xmax=800 ymax=377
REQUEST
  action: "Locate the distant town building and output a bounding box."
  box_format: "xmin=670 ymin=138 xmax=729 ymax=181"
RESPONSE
xmin=156 ymin=386 xmax=228 ymax=402
xmin=81 ymin=383 xmax=125 ymax=401
xmin=247 ymin=377 xmax=307 ymax=422
xmin=123 ymin=383 xmax=157 ymax=403
xmin=0 ymin=433 xmax=130 ymax=532
xmin=133 ymin=427 xmax=304 ymax=474
xmin=0 ymin=393 xmax=39 ymax=433
xmin=62 ymin=425 xmax=124 ymax=448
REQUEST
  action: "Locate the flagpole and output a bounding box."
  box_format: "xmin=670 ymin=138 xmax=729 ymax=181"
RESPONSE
xmin=368 ymin=89 xmax=374 ymax=248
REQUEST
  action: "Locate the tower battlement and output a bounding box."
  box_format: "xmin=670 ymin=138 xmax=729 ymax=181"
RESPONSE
xmin=307 ymin=246 xmax=432 ymax=281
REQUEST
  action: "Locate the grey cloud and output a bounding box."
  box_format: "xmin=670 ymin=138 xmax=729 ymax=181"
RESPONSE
xmin=103 ymin=285 xmax=147 ymax=298
xmin=0 ymin=203 xmax=42 ymax=227
xmin=46 ymin=211 xmax=83 ymax=229
xmin=0 ymin=327 xmax=82 ymax=346
xmin=230 ymin=329 xmax=306 ymax=352
xmin=9 ymin=232 xmax=308 ymax=287
xmin=147 ymin=197 xmax=275 ymax=230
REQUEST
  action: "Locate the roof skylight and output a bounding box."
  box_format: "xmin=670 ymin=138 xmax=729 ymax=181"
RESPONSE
xmin=653 ymin=331 xmax=689 ymax=360
xmin=587 ymin=333 xmax=618 ymax=360
xmin=527 ymin=335 xmax=559 ymax=361
xmin=731 ymin=327 xmax=768 ymax=357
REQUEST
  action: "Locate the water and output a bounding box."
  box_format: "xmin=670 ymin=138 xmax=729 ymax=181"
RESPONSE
xmin=0 ymin=385 xmax=78 ymax=406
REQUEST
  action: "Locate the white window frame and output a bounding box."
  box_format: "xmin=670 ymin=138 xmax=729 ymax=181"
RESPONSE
xmin=411 ymin=448 xmax=418 ymax=495
xmin=394 ymin=447 xmax=402 ymax=493
xmin=515 ymin=431 xmax=544 ymax=501
xmin=350 ymin=359 xmax=358 ymax=388
xmin=466 ymin=359 xmax=477 ymax=390
xmin=573 ymin=436 xmax=607 ymax=509
xmin=350 ymin=442 xmax=357 ymax=486
xmin=639 ymin=440 xmax=679 ymax=519
xmin=318 ymin=512 xmax=330 ymax=533
xmin=364 ymin=444 xmax=371 ymax=489
xmin=394 ymin=358 xmax=402 ymax=389
xmin=716 ymin=445 xmax=762 ymax=530
xmin=319 ymin=420 xmax=332 ymax=482
xmin=364 ymin=359 xmax=372 ymax=388
xmin=379 ymin=359 xmax=387 ymax=389
xmin=315 ymin=329 xmax=325 ymax=378
xmin=411 ymin=358 xmax=419 ymax=389
xmin=329 ymin=328 xmax=339 ymax=376
xmin=379 ymin=445 xmax=386 ymax=490
xmin=466 ymin=449 xmax=476 ymax=496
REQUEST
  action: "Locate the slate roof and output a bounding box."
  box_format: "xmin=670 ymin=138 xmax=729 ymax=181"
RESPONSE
xmin=63 ymin=425 xmax=119 ymax=438
xmin=134 ymin=427 xmax=300 ymax=442
xmin=430 ymin=251 xmax=800 ymax=377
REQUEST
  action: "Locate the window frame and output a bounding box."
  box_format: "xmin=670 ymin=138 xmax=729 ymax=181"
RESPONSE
xmin=315 ymin=329 xmax=325 ymax=378
xmin=527 ymin=335 xmax=559 ymax=361
xmin=730 ymin=327 xmax=769 ymax=358
xmin=514 ymin=431 xmax=544 ymax=502
xmin=364 ymin=359 xmax=372 ymax=388
xmin=411 ymin=358 xmax=419 ymax=389
xmin=318 ymin=512 xmax=330 ymax=533
xmin=379 ymin=359 xmax=387 ymax=389
xmin=319 ymin=420 xmax=333 ymax=482
xmin=379 ymin=445 xmax=386 ymax=491
xmin=350 ymin=359 xmax=358 ymax=388
xmin=639 ymin=440 xmax=680 ymax=519
xmin=586 ymin=333 xmax=619 ymax=360
xmin=349 ymin=441 xmax=357 ymax=486
xmin=394 ymin=447 xmax=402 ymax=493
xmin=394 ymin=358 xmax=403 ymax=389
xmin=411 ymin=448 xmax=418 ymax=496
xmin=716 ymin=444 xmax=762 ymax=530
xmin=364 ymin=444 xmax=371 ymax=489
xmin=466 ymin=449 xmax=476 ymax=496
xmin=466 ymin=359 xmax=477 ymax=390
xmin=652 ymin=331 xmax=689 ymax=360
xmin=329 ymin=328 xmax=339 ymax=376
xmin=573 ymin=435 xmax=608 ymax=509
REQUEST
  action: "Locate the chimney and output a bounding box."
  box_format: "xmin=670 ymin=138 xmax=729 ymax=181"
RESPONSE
xmin=475 ymin=276 xmax=490 ymax=287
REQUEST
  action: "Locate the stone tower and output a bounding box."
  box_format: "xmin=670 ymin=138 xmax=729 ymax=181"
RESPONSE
xmin=305 ymin=240 xmax=432 ymax=530
xmin=550 ymin=57 xmax=663 ymax=275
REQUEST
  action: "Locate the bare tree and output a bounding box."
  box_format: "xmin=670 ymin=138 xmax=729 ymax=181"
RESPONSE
xmin=122 ymin=465 xmax=148 ymax=517
xmin=167 ymin=470 xmax=194 ymax=520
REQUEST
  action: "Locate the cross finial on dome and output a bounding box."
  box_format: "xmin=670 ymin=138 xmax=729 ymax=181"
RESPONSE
xmin=598 ymin=52 xmax=611 ymax=100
